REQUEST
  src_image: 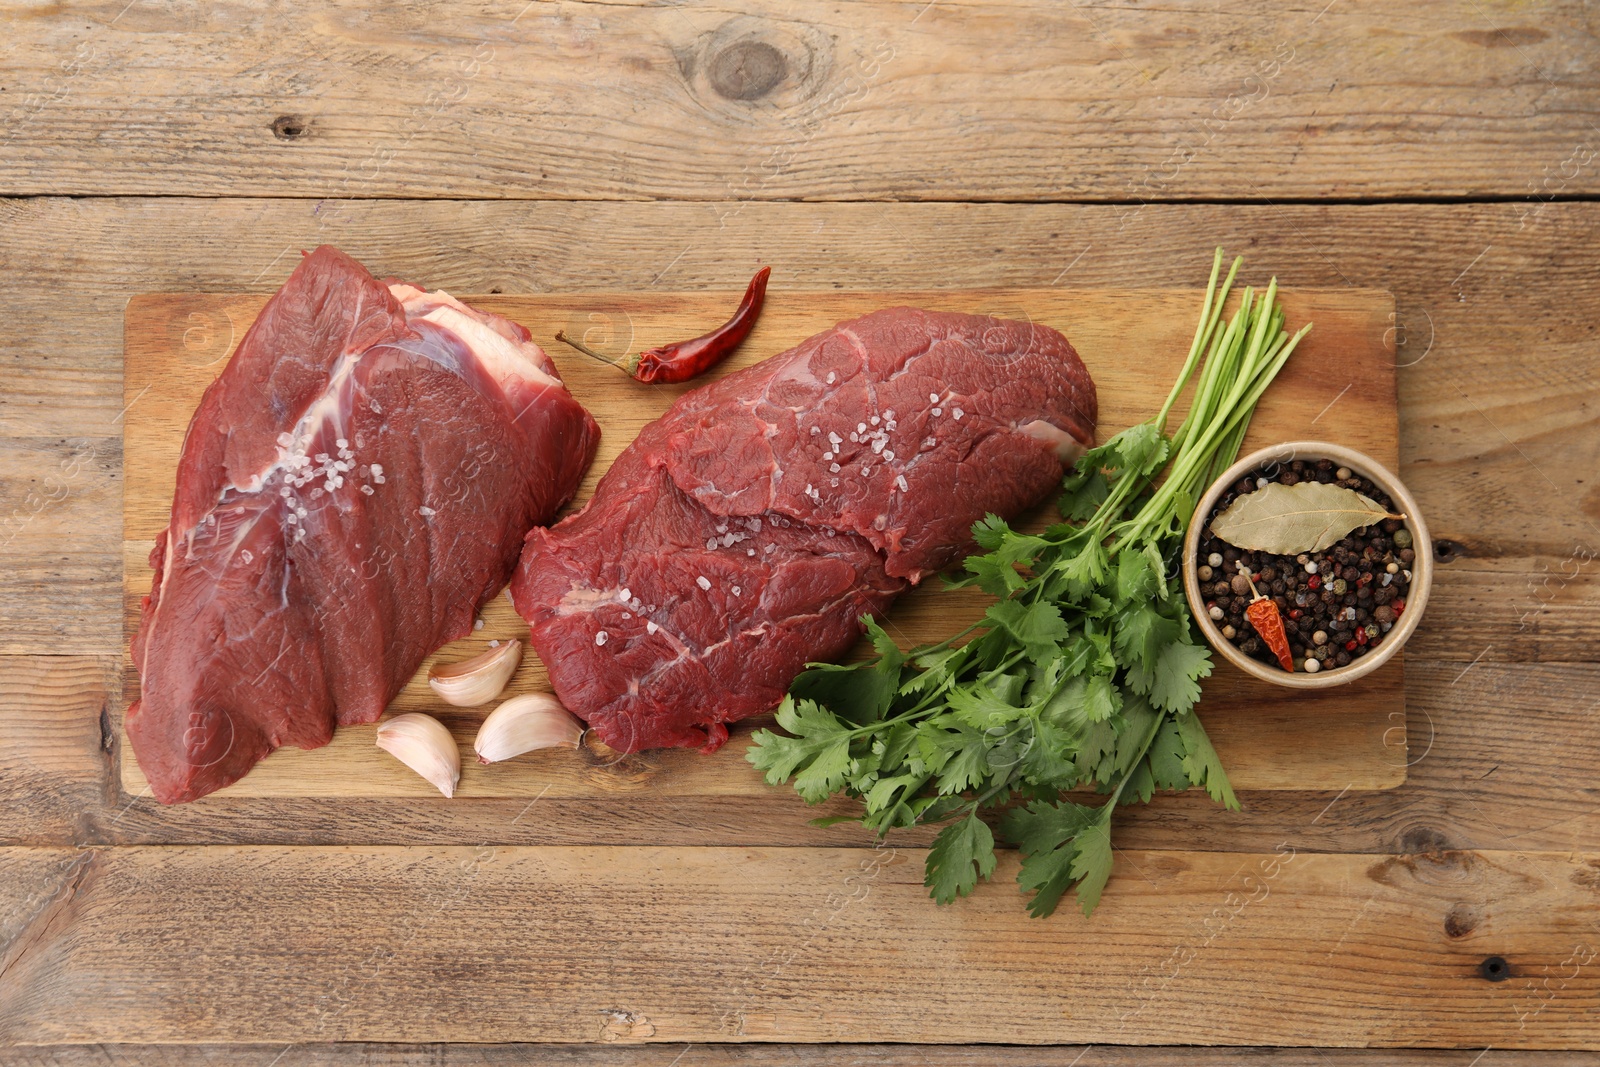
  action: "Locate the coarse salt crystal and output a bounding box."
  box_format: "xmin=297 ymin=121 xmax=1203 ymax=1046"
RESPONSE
xmin=829 ymin=462 xmax=841 ymax=473
xmin=810 ymin=426 xmax=821 ymax=435
xmin=240 ymin=550 xmax=253 ymax=565
xmin=929 ymin=393 xmax=939 ymax=403
xmin=952 ymin=408 xmax=964 ymax=420
xmin=731 ymin=586 xmax=742 ymax=597
xmin=646 ymin=621 xmax=659 ymax=634
xmin=716 ymin=524 xmax=728 ymax=534
xmin=370 ymin=464 xmax=383 ymax=477
xmin=748 ymin=548 xmax=756 ymax=556
xmin=830 ymin=478 xmax=839 ymax=487
xmin=696 ymin=575 xmax=711 ymax=591
xmin=931 ymin=407 xmax=942 ymax=417
xmin=622 ymin=612 xmax=631 ymax=619
xmin=826 ymin=371 xmax=836 ymax=384
xmin=619 ymin=588 xmax=632 ymax=601
xmin=489 ymin=639 xmax=501 ymax=648
xmin=594 ymin=631 xmax=608 ymax=646
xmin=360 ymin=484 xmax=374 ymax=496
xmin=829 ymin=432 xmax=842 ymax=446
xmin=474 ymin=618 xmax=484 ymax=631
xmin=336 ymin=438 xmax=348 ymax=449
xmin=419 ymin=506 xmax=435 ymax=517
xmin=823 ymin=452 xmax=833 ymax=461
xmin=706 ymin=538 xmax=718 ymax=550
xmin=276 ymin=432 xmax=293 ymax=447
xmin=280 ymin=487 xmax=292 ymax=498
xmin=857 ymin=422 xmax=867 ymax=433
xmin=895 ymin=474 xmax=908 ymax=491
xmin=870 ymin=415 xmax=880 ymax=425
xmin=849 ymin=432 xmax=859 ymax=443
xmin=883 ymin=450 xmax=895 ymax=461
xmin=871 ymin=437 xmax=887 ymax=454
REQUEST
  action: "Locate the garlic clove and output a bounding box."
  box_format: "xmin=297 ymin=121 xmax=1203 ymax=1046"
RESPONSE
xmin=375 ymin=713 xmax=461 ymax=798
xmin=474 ymin=693 xmax=585 ymax=765
xmin=428 ymin=639 xmax=523 ymax=707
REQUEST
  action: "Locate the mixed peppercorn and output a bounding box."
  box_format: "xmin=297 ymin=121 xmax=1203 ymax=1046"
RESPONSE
xmin=1195 ymin=458 xmax=1416 ymax=673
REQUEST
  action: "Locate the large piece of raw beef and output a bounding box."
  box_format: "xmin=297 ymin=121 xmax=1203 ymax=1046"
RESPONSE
xmin=129 ymin=246 xmax=599 ymax=803
xmin=511 ymin=308 xmax=1096 ymax=753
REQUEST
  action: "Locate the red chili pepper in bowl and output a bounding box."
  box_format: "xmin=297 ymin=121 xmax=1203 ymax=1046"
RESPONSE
xmin=1237 ymin=563 xmax=1295 ymax=672
xmin=556 ymin=267 xmax=771 ymax=384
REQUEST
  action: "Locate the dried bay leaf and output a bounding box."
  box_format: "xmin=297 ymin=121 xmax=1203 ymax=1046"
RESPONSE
xmin=1208 ymin=480 xmax=1404 ymax=555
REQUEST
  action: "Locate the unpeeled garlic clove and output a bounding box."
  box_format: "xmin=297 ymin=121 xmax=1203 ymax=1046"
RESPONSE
xmin=428 ymin=639 xmax=523 ymax=707
xmin=375 ymin=713 xmax=461 ymax=798
xmin=474 ymin=693 xmax=584 ymax=764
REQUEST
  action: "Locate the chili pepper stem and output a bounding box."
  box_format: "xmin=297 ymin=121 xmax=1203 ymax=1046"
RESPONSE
xmin=1235 ymin=560 xmax=1265 ymax=601
xmin=554 ymin=330 xmax=632 ymax=375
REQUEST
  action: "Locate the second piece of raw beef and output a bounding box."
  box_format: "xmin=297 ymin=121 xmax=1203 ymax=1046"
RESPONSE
xmin=511 ymin=307 xmax=1097 ymax=753
xmin=128 ymin=246 xmax=599 ymax=803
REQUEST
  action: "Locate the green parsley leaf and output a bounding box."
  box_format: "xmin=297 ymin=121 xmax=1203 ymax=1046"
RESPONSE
xmin=986 ymin=599 xmax=1069 ymax=661
xmin=1058 ymin=468 xmax=1110 ymax=521
xmin=1148 ymin=717 xmax=1189 ymax=791
xmin=1176 ymin=712 xmax=1239 ymax=810
xmin=1150 ymin=639 xmax=1212 ymax=714
xmin=747 ymin=696 xmax=852 ymax=785
xmin=1069 ymin=816 xmax=1116 ymax=916
xmin=1003 ymin=798 xmax=1108 ymax=918
xmin=925 ymin=810 xmax=997 ymax=904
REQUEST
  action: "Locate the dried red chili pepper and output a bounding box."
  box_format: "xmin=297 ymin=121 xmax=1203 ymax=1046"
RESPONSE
xmin=1237 ymin=562 xmax=1295 ymax=672
xmin=557 ymin=267 xmax=771 ymax=384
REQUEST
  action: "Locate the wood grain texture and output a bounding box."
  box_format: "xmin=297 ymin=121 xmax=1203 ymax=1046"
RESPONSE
xmin=117 ymin=286 xmax=1403 ymax=798
xmin=3 ymin=2 xmax=1598 ymax=200
xmin=2 ymin=845 xmax=1597 ymax=1047
xmin=36 ymin=657 xmax=1593 ymax=865
xmin=0 ymin=437 xmax=123 ymax=656
xmin=3 ymin=197 xmax=1596 ymax=665
xmin=11 ymin=1046 xmax=1600 ymax=1066
xmin=0 ymin=657 xmax=111 ymax=845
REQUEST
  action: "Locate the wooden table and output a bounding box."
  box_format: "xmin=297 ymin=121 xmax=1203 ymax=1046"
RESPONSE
xmin=3 ymin=2 xmax=1598 ymax=1062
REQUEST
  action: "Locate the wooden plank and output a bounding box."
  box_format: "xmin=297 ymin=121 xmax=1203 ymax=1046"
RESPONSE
xmin=49 ymin=657 xmax=1599 ymax=861
xmin=12 ymin=1045 xmax=1598 ymax=1066
xmin=3 ymin=197 xmax=1596 ymax=664
xmin=117 ymin=287 xmax=1403 ymax=798
xmin=1 ymin=845 xmax=1596 ymax=1047
xmin=0 ymin=437 xmax=123 ymax=656
xmin=0 ymin=656 xmax=111 ymax=845
xmin=2 ymin=2 xmax=1597 ymax=200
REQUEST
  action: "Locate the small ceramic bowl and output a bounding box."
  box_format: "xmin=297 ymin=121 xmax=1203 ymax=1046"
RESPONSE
xmin=1182 ymin=441 xmax=1432 ymax=689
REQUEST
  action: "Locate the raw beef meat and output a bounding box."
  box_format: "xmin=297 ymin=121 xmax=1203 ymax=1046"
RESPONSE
xmin=129 ymin=246 xmax=599 ymax=803
xmin=511 ymin=307 xmax=1096 ymax=753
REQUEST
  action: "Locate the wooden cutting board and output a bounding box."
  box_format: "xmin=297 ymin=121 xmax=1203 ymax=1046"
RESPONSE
xmin=121 ymin=287 xmax=1407 ymax=799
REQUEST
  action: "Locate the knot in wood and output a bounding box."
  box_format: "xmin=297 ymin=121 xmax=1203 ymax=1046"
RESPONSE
xmin=271 ymin=115 xmax=309 ymax=141
xmin=708 ymin=40 xmax=787 ymax=100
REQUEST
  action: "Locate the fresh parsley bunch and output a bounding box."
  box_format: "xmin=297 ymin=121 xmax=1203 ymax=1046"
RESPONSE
xmin=749 ymin=251 xmax=1312 ymax=916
